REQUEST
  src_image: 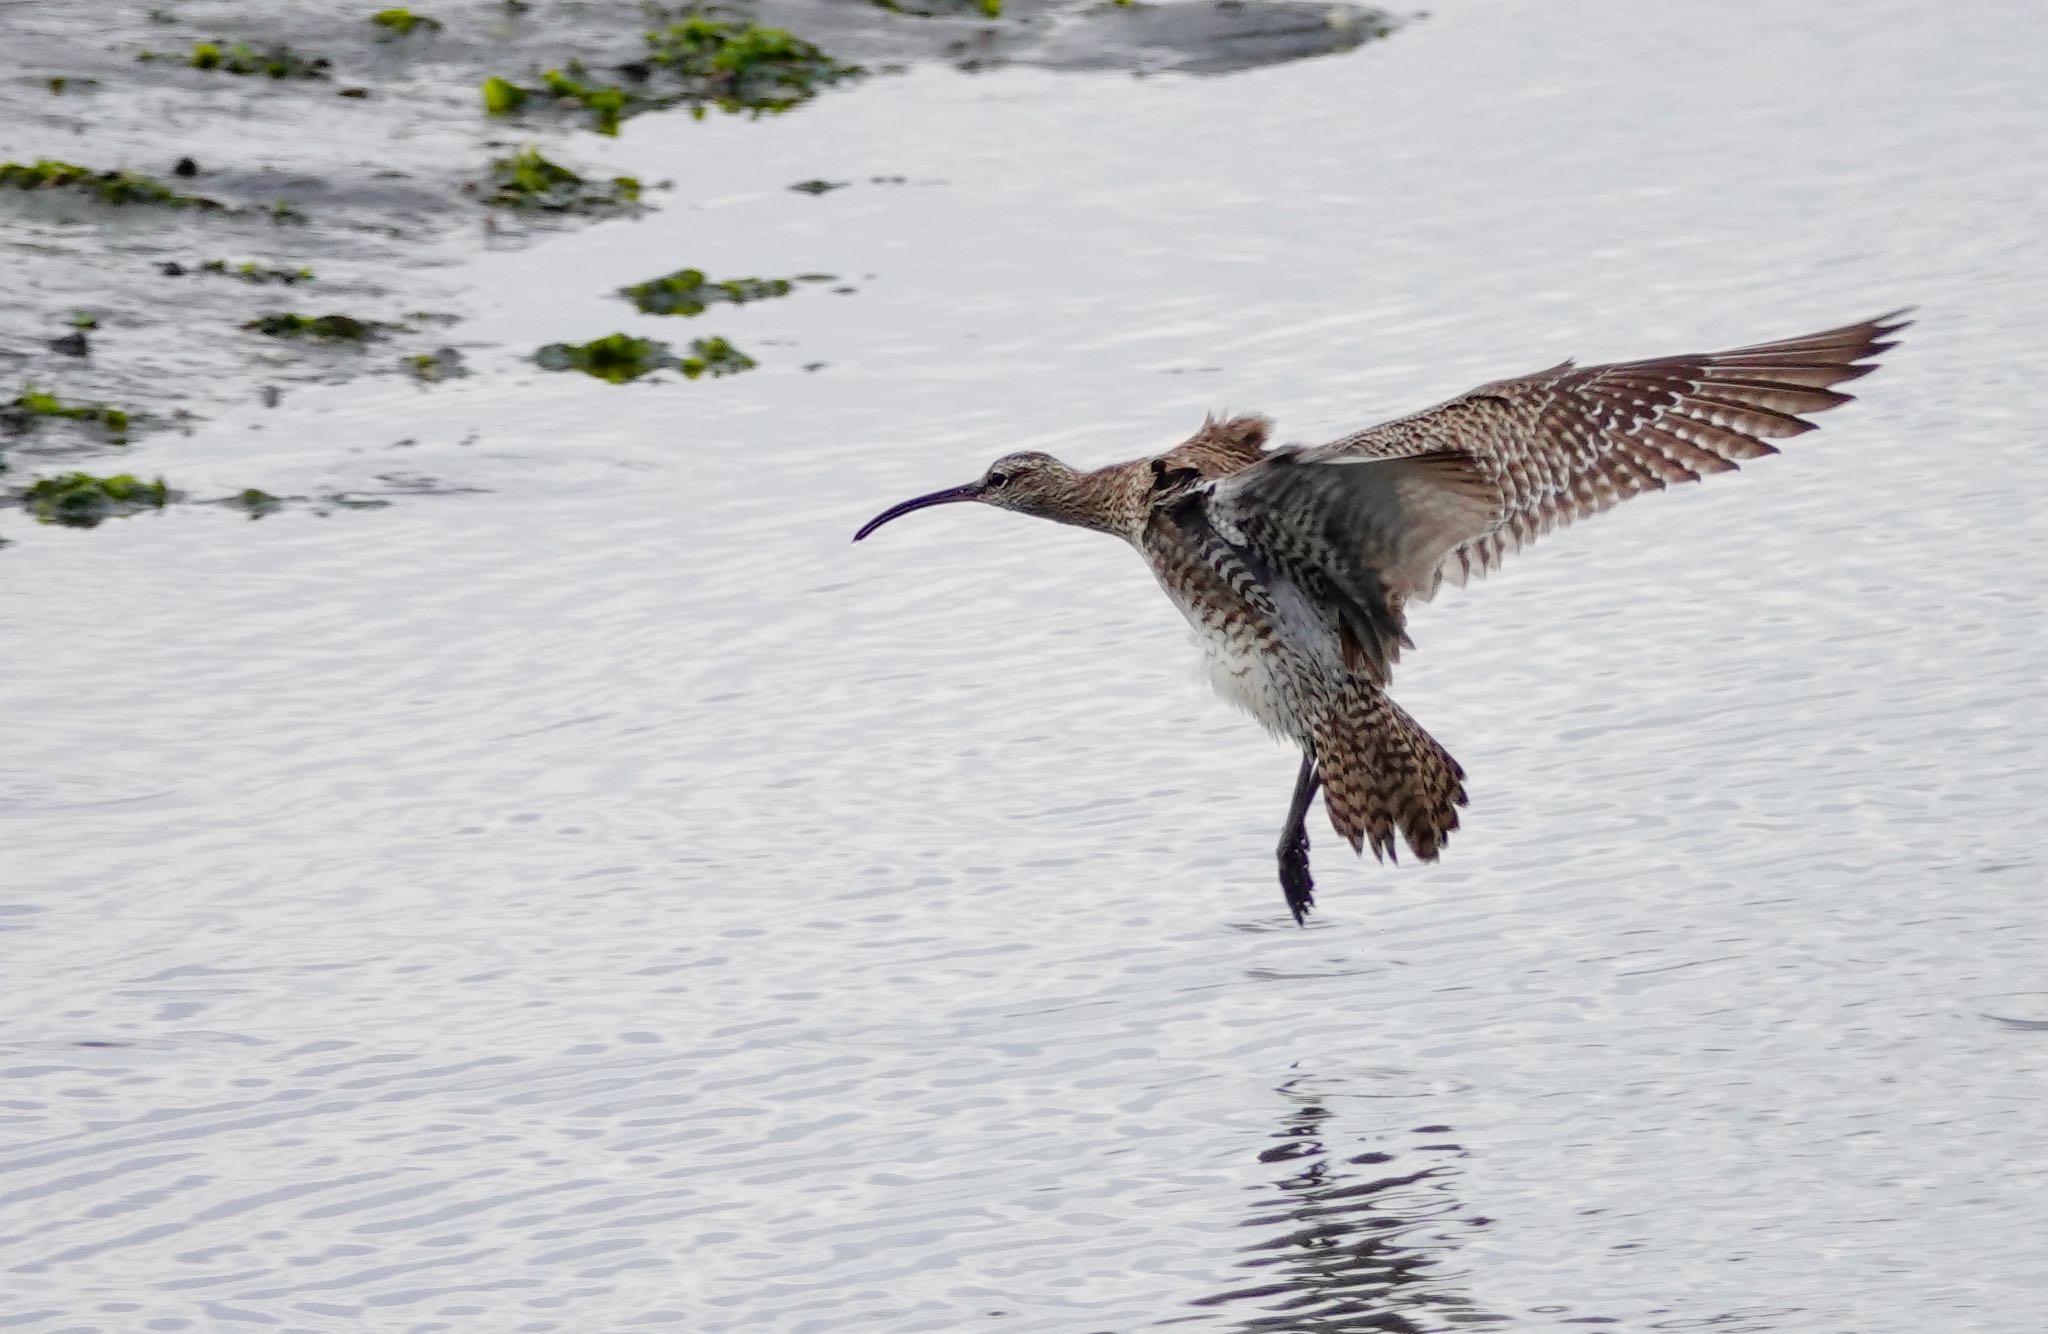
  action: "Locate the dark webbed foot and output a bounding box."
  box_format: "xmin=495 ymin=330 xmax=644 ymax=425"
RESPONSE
xmin=1277 ymin=752 xmax=1322 ymax=926
xmin=1279 ymin=829 xmax=1315 ymax=925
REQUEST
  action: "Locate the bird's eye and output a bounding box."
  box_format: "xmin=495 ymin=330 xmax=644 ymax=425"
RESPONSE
xmin=986 ymin=471 xmax=1009 ymax=490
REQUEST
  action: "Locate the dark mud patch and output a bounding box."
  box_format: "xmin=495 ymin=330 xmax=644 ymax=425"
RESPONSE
xmin=243 ymin=313 xmax=394 ymax=341
xmin=406 ymin=348 xmax=469 ymax=382
xmin=169 ymin=40 xmax=335 ymax=80
xmin=178 ymin=259 xmax=317 ymax=285
xmin=1 ymin=158 xmax=227 ymax=211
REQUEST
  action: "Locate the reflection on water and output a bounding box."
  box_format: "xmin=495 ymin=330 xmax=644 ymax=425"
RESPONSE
xmin=1183 ymin=1075 xmax=1507 ymax=1332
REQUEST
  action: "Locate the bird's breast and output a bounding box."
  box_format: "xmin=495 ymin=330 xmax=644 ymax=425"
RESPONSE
xmin=1143 ymin=520 xmax=1340 ymax=744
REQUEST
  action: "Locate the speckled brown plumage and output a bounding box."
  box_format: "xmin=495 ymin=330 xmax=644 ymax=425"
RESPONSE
xmin=854 ymin=311 xmax=1908 ymax=923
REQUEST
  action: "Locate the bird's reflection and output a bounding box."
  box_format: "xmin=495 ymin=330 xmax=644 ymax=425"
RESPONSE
xmin=1180 ymin=1074 xmax=1504 ymax=1331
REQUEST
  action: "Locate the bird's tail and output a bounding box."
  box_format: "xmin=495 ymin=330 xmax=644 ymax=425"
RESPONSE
xmin=1312 ymin=689 xmax=1468 ymax=863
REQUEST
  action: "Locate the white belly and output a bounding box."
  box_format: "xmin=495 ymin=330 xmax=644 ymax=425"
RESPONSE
xmin=1193 ymin=622 xmax=1304 ymax=740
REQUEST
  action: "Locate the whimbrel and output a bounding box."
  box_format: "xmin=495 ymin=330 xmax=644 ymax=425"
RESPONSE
xmin=854 ymin=312 xmax=1908 ymax=922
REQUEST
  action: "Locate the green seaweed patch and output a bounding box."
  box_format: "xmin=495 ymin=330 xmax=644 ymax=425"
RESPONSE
xmin=535 ymin=333 xmax=672 ymax=384
xmin=620 ymin=267 xmax=800 ymax=316
xmin=19 ymin=473 xmax=169 ymax=527
xmin=202 ymin=258 xmax=315 ymax=284
xmin=481 ymin=74 xmax=528 ymax=116
xmin=371 ymin=8 xmax=442 ymax=35
xmin=679 ymin=336 xmax=755 ymax=379
xmin=645 ymin=16 xmax=859 ymax=113
xmin=873 ymin=0 xmax=1004 ymax=16
xmin=225 ymin=487 xmax=284 ymax=517
xmin=406 ymin=348 xmax=467 ymax=382
xmin=243 ymin=313 xmax=390 ymax=341
xmin=6 ymin=386 xmax=131 ymax=439
xmin=47 ymin=76 xmax=100 ymax=94
xmin=186 ymin=40 xmax=332 ymax=79
xmin=0 ymin=158 xmax=225 ymax=210
xmin=485 ymin=65 xmax=635 ymax=136
xmin=534 ymin=333 xmax=757 ymax=383
xmin=479 ymin=147 xmax=640 ymax=212
xmin=70 ymin=311 xmax=97 ymax=329
xmin=540 ymin=66 xmax=633 ymax=135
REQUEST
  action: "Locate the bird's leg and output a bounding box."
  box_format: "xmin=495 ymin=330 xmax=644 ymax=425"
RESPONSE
xmin=1277 ymin=752 xmax=1322 ymax=925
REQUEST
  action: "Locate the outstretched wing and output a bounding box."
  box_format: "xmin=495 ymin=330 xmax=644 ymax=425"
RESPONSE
xmin=1192 ymin=311 xmax=1905 ymax=686
xmin=1305 ymin=310 xmax=1910 ymax=594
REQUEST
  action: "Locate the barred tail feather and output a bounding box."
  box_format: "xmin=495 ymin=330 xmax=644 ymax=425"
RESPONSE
xmin=1313 ymin=692 xmax=1467 ymax=864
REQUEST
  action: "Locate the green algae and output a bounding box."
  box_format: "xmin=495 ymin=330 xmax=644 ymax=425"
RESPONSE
xmin=371 ymin=8 xmax=443 ymax=36
xmin=225 ymin=487 xmax=283 ymax=517
xmin=0 ymin=158 xmax=224 ymax=210
xmin=479 ymin=146 xmax=640 ymax=212
xmin=46 ymin=76 xmax=99 ymax=94
xmin=406 ymin=348 xmax=467 ymax=382
xmin=540 ymin=66 xmax=633 ymax=135
xmin=535 ymin=333 xmax=672 ymax=384
xmin=243 ymin=313 xmax=389 ymax=341
xmin=69 ymin=312 xmax=97 ymax=330
xmin=678 ymin=335 xmax=755 ymax=379
xmin=201 ymin=258 xmax=315 ymax=285
xmin=483 ymin=14 xmax=856 ymax=135
xmin=481 ymin=74 xmax=528 ymax=116
xmin=488 ymin=65 xmax=640 ymax=137
xmin=873 ymin=0 xmax=1004 ymax=16
xmin=6 ymin=387 xmax=131 ymax=439
xmin=534 ymin=331 xmax=757 ymax=383
xmin=645 ymin=16 xmax=859 ymax=113
xmin=19 ymin=473 xmax=168 ymax=527
xmin=186 ymin=40 xmax=332 ymax=79
xmin=619 ymin=267 xmax=798 ymax=316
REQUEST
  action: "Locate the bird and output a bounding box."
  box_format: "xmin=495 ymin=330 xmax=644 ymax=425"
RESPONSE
xmin=853 ymin=311 xmax=1909 ymax=923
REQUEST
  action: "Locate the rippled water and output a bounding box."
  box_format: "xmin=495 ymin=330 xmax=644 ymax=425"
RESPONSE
xmin=6 ymin=1 xmax=2048 ymax=1330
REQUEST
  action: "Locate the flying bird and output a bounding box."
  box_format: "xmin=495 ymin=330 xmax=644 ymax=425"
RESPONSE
xmin=854 ymin=312 xmax=1908 ymax=923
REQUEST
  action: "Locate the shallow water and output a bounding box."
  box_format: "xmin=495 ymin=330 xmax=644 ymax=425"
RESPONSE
xmin=6 ymin=1 xmax=2048 ymax=1330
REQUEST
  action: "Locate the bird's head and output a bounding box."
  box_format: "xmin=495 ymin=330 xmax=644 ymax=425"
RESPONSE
xmin=853 ymin=451 xmax=1086 ymax=540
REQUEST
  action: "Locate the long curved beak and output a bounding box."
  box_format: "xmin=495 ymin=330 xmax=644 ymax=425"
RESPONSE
xmin=853 ymin=481 xmax=983 ymax=542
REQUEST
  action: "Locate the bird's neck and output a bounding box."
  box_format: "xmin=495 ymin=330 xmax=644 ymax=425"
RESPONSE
xmin=1035 ymin=462 xmax=1155 ymax=543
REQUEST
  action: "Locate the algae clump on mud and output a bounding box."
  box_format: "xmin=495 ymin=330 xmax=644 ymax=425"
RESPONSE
xmin=873 ymin=0 xmax=1005 ymax=16
xmin=479 ymin=147 xmax=639 ymax=212
xmin=485 ymin=13 xmax=858 ymax=134
xmin=645 ymin=16 xmax=859 ymax=112
xmin=534 ymin=333 xmax=756 ymax=384
xmin=0 ymin=158 xmax=224 ymax=210
xmin=534 ymin=333 xmax=673 ymax=384
xmin=619 ymin=267 xmax=798 ymax=316
xmin=371 ymin=8 xmax=443 ymax=36
xmin=5 ymin=386 xmax=131 ymax=439
xmin=201 ymin=259 xmax=315 ymax=285
xmin=184 ymin=40 xmax=332 ymax=79
xmin=18 ymin=473 xmax=169 ymax=527
xmin=677 ymin=336 xmax=755 ymax=379
xmin=243 ymin=313 xmax=389 ymax=341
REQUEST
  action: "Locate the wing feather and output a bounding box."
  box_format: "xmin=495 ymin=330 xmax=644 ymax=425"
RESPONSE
xmin=1305 ymin=310 xmax=1908 ymax=594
